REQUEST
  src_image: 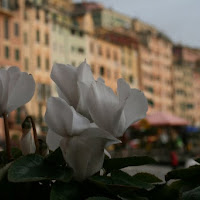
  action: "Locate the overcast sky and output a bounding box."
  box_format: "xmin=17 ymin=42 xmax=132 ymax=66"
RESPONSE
xmin=74 ymin=0 xmax=200 ymax=48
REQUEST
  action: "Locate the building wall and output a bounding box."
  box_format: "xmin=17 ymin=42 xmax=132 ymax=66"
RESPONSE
xmin=139 ymin=34 xmax=173 ymax=114
xmin=173 ymin=45 xmax=200 ymax=125
xmin=0 ymin=1 xmax=22 ymax=68
xmin=87 ymin=35 xmax=121 ymax=91
xmin=22 ymin=4 xmax=51 ymax=123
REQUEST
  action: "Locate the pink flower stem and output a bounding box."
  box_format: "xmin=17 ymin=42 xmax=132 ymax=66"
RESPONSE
xmin=27 ymin=116 xmax=39 ymax=153
xmin=3 ymin=113 xmax=11 ymax=160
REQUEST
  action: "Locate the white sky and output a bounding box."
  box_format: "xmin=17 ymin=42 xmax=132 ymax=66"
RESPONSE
xmin=74 ymin=0 xmax=200 ymax=48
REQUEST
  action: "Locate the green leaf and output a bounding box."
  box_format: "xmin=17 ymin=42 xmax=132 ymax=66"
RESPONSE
xmin=0 ymin=151 xmax=8 ymax=165
xmin=11 ymin=147 xmax=22 ymax=160
xmin=195 ymin=157 xmax=200 ymax=163
xmin=86 ymin=197 xmax=113 ymax=200
xmin=165 ymin=165 xmax=200 ymax=181
xmin=8 ymin=154 xmax=73 ymax=183
xmin=103 ymin=156 xmax=156 ymax=173
xmin=149 ymin=184 xmax=179 ymax=200
xmin=89 ymin=172 xmax=152 ymax=199
xmin=45 ymin=147 xmax=65 ymax=166
xmin=111 ymin=170 xmax=154 ymax=190
xmin=0 ymin=162 xmax=12 ymax=181
xmin=182 ymin=186 xmax=200 ymax=200
xmin=132 ymin=173 xmax=163 ymax=184
xmin=50 ymin=182 xmax=81 ymax=200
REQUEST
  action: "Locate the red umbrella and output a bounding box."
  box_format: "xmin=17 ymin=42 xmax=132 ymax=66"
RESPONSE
xmin=145 ymin=111 xmax=189 ymax=126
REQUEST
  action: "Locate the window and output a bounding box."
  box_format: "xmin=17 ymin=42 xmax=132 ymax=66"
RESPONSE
xmin=36 ymin=7 xmax=40 ymax=20
xmin=37 ymin=56 xmax=41 ymax=69
xmin=4 ymin=17 xmax=9 ymax=39
xmin=45 ymin=33 xmax=49 ymax=45
xmin=45 ymin=85 xmax=51 ymax=99
xmin=71 ymin=29 xmax=75 ymax=35
xmin=79 ymin=31 xmax=84 ymax=37
xmin=15 ymin=49 xmax=20 ymax=61
xmin=45 ymin=10 xmax=49 ymax=23
xmin=114 ymin=51 xmax=118 ymax=61
xmin=106 ymin=48 xmax=110 ymax=59
xmin=25 ymin=58 xmax=29 ymax=71
xmin=45 ymin=58 xmax=49 ymax=70
xmin=100 ymin=66 xmax=104 ymax=76
xmin=98 ymin=45 xmax=102 ymax=56
xmin=37 ymin=83 xmax=44 ymax=101
xmin=24 ymin=32 xmax=28 ymax=44
xmin=14 ymin=23 xmax=19 ymax=36
xmin=129 ymin=75 xmax=134 ymax=83
xmin=4 ymin=46 xmax=9 ymax=58
xmin=24 ymin=10 xmax=28 ymax=20
xmin=36 ymin=30 xmax=40 ymax=42
xmin=52 ymin=13 xmax=57 ymax=23
xmin=78 ymin=47 xmax=84 ymax=54
xmin=148 ymin=99 xmax=154 ymax=107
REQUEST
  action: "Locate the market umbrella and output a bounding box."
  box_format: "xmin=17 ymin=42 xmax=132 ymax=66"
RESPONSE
xmin=145 ymin=111 xmax=189 ymax=126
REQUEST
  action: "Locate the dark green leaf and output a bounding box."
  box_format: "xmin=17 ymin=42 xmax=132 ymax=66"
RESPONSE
xmin=50 ymin=181 xmax=81 ymax=200
xmin=195 ymin=158 xmax=200 ymax=164
xmin=103 ymin=156 xmax=156 ymax=173
xmin=0 ymin=151 xmax=8 ymax=164
xmin=0 ymin=162 xmax=12 ymax=181
xmin=11 ymin=147 xmax=22 ymax=160
xmin=132 ymin=173 xmax=162 ymax=184
xmin=165 ymin=165 xmax=200 ymax=181
xmin=45 ymin=147 xmax=65 ymax=166
xmin=89 ymin=172 xmax=152 ymax=199
xmin=111 ymin=170 xmax=154 ymax=190
xmin=90 ymin=175 xmax=113 ymax=185
xmin=149 ymin=184 xmax=179 ymax=200
xmin=8 ymin=154 xmax=73 ymax=182
xmin=182 ymin=186 xmax=200 ymax=200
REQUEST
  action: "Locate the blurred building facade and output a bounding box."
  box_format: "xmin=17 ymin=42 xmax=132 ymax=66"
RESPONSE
xmin=173 ymin=45 xmax=200 ymax=125
xmin=1 ymin=0 xmax=200 ymax=143
xmin=132 ymin=20 xmax=173 ymax=114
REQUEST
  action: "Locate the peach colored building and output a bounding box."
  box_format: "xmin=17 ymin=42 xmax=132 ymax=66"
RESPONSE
xmin=134 ymin=25 xmax=173 ymax=113
xmin=0 ymin=1 xmax=22 ymax=68
xmin=173 ymin=45 xmax=200 ymax=125
xmin=22 ymin=1 xmax=52 ymax=128
xmin=0 ymin=0 xmax=24 ymax=142
xmin=73 ymin=6 xmax=139 ymax=91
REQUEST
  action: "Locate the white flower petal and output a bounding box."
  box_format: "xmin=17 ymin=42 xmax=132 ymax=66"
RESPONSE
xmin=51 ymin=63 xmax=79 ymax=108
xmin=56 ymin=86 xmax=70 ymax=105
xmin=46 ymin=129 xmax=63 ymax=151
xmin=20 ymin=131 xmax=36 ymax=155
xmin=76 ymin=82 xmax=92 ymax=120
xmin=104 ymin=149 xmax=111 ymax=159
xmin=124 ymin=89 xmax=148 ymax=129
xmin=77 ymin=61 xmax=94 ymax=85
xmin=45 ymin=97 xmax=90 ymax=137
xmin=6 ymin=72 xmax=35 ymax=113
xmin=60 ymin=128 xmax=120 ymax=181
xmin=117 ymin=78 xmax=131 ymax=103
xmin=87 ymin=81 xmax=120 ymax=135
xmin=0 ymin=68 xmax=9 ymax=114
xmin=97 ymin=77 xmax=105 ymax=83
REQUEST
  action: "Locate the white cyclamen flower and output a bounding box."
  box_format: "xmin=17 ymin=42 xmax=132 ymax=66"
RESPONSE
xmin=51 ymin=60 xmax=94 ymax=120
xmin=0 ymin=66 xmax=35 ymax=116
xmin=45 ymin=97 xmax=120 ymax=181
xmin=87 ymin=78 xmax=148 ymax=137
